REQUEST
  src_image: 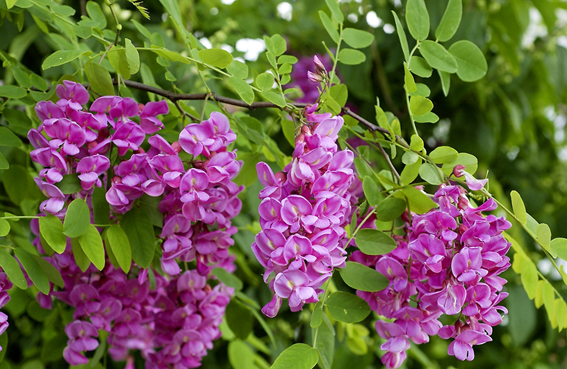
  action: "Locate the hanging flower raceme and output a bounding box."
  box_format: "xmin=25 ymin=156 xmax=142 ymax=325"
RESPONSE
xmin=26 ymin=81 xmax=242 ymax=367
xmin=352 ymin=184 xmax=511 ymax=369
xmin=253 ymin=105 xmax=356 ymax=317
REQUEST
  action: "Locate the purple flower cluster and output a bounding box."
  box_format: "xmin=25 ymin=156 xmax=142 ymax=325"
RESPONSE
xmin=27 ymin=81 xmax=243 ymax=366
xmin=352 ymin=184 xmax=511 ymax=368
xmin=253 ymin=106 xmax=356 ymax=317
xmin=0 ymin=272 xmax=12 ymax=351
xmin=34 ymin=243 xmax=231 ymax=367
xmin=287 ymin=54 xmax=333 ymax=103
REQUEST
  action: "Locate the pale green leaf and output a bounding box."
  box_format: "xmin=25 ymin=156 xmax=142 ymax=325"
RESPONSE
xmin=125 ymin=38 xmax=140 ymax=74
xmin=448 ymin=40 xmax=487 ymax=82
xmin=198 ymin=48 xmax=233 ymax=69
xmin=409 ymin=95 xmax=433 ymax=116
xmin=339 ymin=261 xmax=388 ymax=292
xmin=78 ymin=224 xmax=105 ymax=271
xmin=326 ymin=292 xmax=371 ymax=323
xmin=435 ymin=0 xmax=462 ymax=42
xmin=39 ymin=215 xmax=66 ymax=254
xmin=391 ymin=11 xmax=409 ymax=61
xmin=355 ymin=229 xmax=397 ymax=255
xmin=84 ymin=60 xmax=115 ymax=96
xmin=42 ymin=50 xmax=87 ymax=70
xmin=338 ymin=49 xmax=366 ymax=65
xmin=319 ymin=11 xmax=340 ymax=44
xmin=106 ymin=225 xmax=132 ymax=273
xmin=406 ymin=0 xmax=429 ymax=41
xmin=270 ymin=343 xmax=318 ymax=369
xmin=342 ymin=28 xmax=375 ymax=49
xmin=419 ymin=41 xmax=457 ymax=73
xmin=511 ymin=190 xmax=528 ymax=225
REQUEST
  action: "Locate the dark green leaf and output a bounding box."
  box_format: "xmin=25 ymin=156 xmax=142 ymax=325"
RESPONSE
xmin=34 ymin=255 xmax=64 ymax=288
xmin=406 ymin=0 xmax=430 ymax=41
xmin=362 ymin=176 xmax=381 ymax=206
xmin=448 ymin=40 xmax=487 ymax=82
xmin=0 ymin=152 xmax=9 ymax=170
xmin=212 ymin=267 xmax=243 ymax=290
xmin=106 ymin=225 xmax=132 ymax=273
xmin=0 ymin=127 xmax=22 ymax=147
xmin=310 ymin=304 xmax=323 ymax=328
xmin=63 ymin=198 xmax=90 ymax=238
xmin=342 ymin=28 xmax=375 ymax=49
xmin=121 ymin=207 xmax=156 ymax=268
xmin=326 ymin=291 xmax=371 ymax=323
xmin=270 ymin=343 xmax=319 ymax=369
xmin=0 ymin=219 xmax=9 ymax=237
xmin=0 ymin=249 xmax=27 ymax=289
xmin=3 ymin=108 xmax=32 ymax=136
xmin=438 ymin=70 xmax=451 ymax=96
xmin=314 ymin=319 xmax=334 ymax=369
xmin=92 ymin=186 xmax=110 ymax=225
xmin=78 ymin=224 xmax=105 ymax=271
xmin=0 ymin=85 xmax=26 ymax=99
xmin=435 ymin=0 xmax=462 ymax=42
xmin=225 ymin=300 xmax=253 ymax=340
xmin=12 ymin=67 xmax=32 ymax=88
xmin=339 ymin=261 xmax=389 ymax=292
xmin=391 ymin=11 xmax=409 ymax=61
xmin=338 ymin=49 xmax=366 ymax=65
xmin=14 ymin=248 xmax=50 ymax=294
xmin=419 ymin=41 xmax=457 ymax=73
xmin=71 ymin=238 xmax=90 ymax=272
xmin=55 ymin=174 xmax=83 ymax=195
xmin=375 ymin=197 xmax=407 ymax=221
xmin=39 ymin=215 xmax=66 ymax=254
xmin=84 ymin=60 xmax=115 ymax=96
xmin=355 ymin=228 xmax=397 ymax=255
xmin=86 ymin=0 xmax=107 ymax=28
xmin=42 ymin=50 xmax=88 ymax=70
xmin=198 ymin=48 xmax=233 ymax=68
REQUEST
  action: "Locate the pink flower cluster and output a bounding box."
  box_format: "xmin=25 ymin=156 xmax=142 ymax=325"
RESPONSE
xmin=34 ymin=240 xmax=231 ymax=368
xmin=27 ymin=81 xmax=243 ymax=366
xmin=253 ymin=106 xmax=356 ymax=317
xmin=0 ymin=273 xmax=11 ymax=351
xmin=352 ymin=184 xmax=511 ymax=368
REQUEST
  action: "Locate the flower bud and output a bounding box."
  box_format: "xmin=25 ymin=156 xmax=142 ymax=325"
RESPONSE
xmin=452 ymin=165 xmax=466 ymax=177
xmin=313 ymin=55 xmax=326 ymax=73
xmin=307 ymin=71 xmax=323 ymax=84
xmin=171 ymin=141 xmax=182 ymax=153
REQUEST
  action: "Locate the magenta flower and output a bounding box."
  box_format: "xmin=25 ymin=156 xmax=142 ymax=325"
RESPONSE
xmin=56 ymin=80 xmax=89 ymax=111
xmin=280 ymin=195 xmax=318 ymax=233
xmin=76 ymin=154 xmax=111 ymax=190
xmin=447 ymin=330 xmax=491 ymax=361
xmin=140 ymin=100 xmax=169 ymax=134
xmin=273 ymin=269 xmax=318 ymax=311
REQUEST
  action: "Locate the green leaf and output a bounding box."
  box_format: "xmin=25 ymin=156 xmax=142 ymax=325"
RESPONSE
xmin=319 ymin=11 xmax=340 ymax=43
xmin=551 ymin=238 xmax=567 ymax=261
xmin=326 ymin=291 xmax=371 ymax=323
xmin=363 ymin=176 xmax=381 ymax=206
xmin=340 ymin=261 xmax=388 ymax=292
xmin=409 ymin=96 xmax=433 ymax=116
xmin=375 ymin=197 xmax=407 ymax=221
xmin=39 ymin=215 xmax=66 ymax=254
xmin=34 ymin=255 xmax=64 ymax=288
xmin=409 ymin=56 xmax=432 ymax=78
xmin=228 ymin=77 xmax=254 ymax=105
xmin=121 ymin=207 xmax=155 ymax=268
xmin=158 ymin=0 xmax=185 ymax=32
xmin=419 ymin=41 xmax=457 ymax=73
xmin=338 ymin=49 xmax=366 ymax=65
xmin=125 ymin=38 xmax=140 ymax=74
xmin=311 ymin=304 xmax=323 ymax=328
xmin=106 ymin=225 xmax=132 ymax=273
xmin=12 ymin=67 xmax=32 ymax=88
xmin=438 ymin=70 xmax=451 ymax=96
xmin=410 ymin=84 xmax=431 ymax=98
xmin=406 ymin=0 xmax=429 ymax=41
xmin=521 ymin=260 xmax=538 ymax=300
xmin=14 ymin=248 xmax=50 ymax=294
xmin=282 ymin=119 xmax=296 ymax=147
xmin=355 ymin=229 xmax=397 ymax=255
xmin=212 ymin=267 xmax=243 ymax=291
xmin=0 ymin=152 xmax=9 ymax=170
xmin=225 ymin=300 xmax=253 ymax=340
xmin=278 ymin=55 xmax=298 ymax=64
xmin=92 ymin=186 xmax=110 ymax=225
xmin=404 ymin=65 xmax=417 ymax=93
xmin=77 ymin=224 xmax=105 ymax=271
xmin=0 ymin=249 xmax=27 ymax=289
xmin=391 ymin=11 xmax=409 ymax=62
xmin=410 ymin=135 xmax=424 ymax=151
xmin=325 ymin=0 xmax=344 ymax=23
xmin=255 ymin=72 xmax=274 ymax=91
xmin=71 ymin=238 xmax=90 ymax=272
xmin=42 ymin=50 xmax=87 ymax=70
xmin=262 ymin=91 xmax=286 ymax=108
xmin=6 ymin=0 xmax=17 ymax=8
xmin=84 ymin=60 xmax=115 ymax=96
xmin=0 ymin=219 xmax=9 ymax=237
xmin=227 ymin=60 xmax=248 ymax=79
xmin=314 ymin=317 xmax=335 ymax=369
xmin=270 ymin=343 xmax=318 ymax=369
xmin=419 ymin=163 xmax=443 ymax=185
xmin=399 ymin=186 xmax=437 ymax=214
xmin=542 ymin=281 xmax=554 ymax=317
xmin=342 ymin=28 xmax=375 ymax=49
xmin=414 ymin=112 xmax=439 ymax=123
xmin=430 ymin=146 xmax=458 ymax=164
xmin=198 ymin=48 xmax=233 ymax=69
xmin=435 ymin=0 xmax=462 ymax=42
xmin=228 ymin=340 xmax=257 ymax=369
xmin=507 ymin=285 xmax=536 ymax=346
xmin=448 ymin=40 xmax=487 ymax=82
xmin=0 ymin=127 xmax=22 ymax=147
xmin=536 ymin=223 xmax=552 ymax=253
xmin=55 ymin=174 xmax=82 ymax=195
xmin=63 ymin=198 xmax=90 ymax=238
xmin=330 ymin=84 xmax=348 ymax=107
xmin=86 ymin=0 xmax=107 ymax=28
xmin=510 ymin=190 xmax=527 ymax=225
xmin=271 ymin=34 xmax=287 ymax=56
xmin=401 ymin=159 xmax=422 ymax=185
xmin=0 ymin=85 xmax=26 ymax=99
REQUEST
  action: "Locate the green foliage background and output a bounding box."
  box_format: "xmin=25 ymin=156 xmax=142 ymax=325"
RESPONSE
xmin=0 ymin=0 xmax=567 ymax=368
